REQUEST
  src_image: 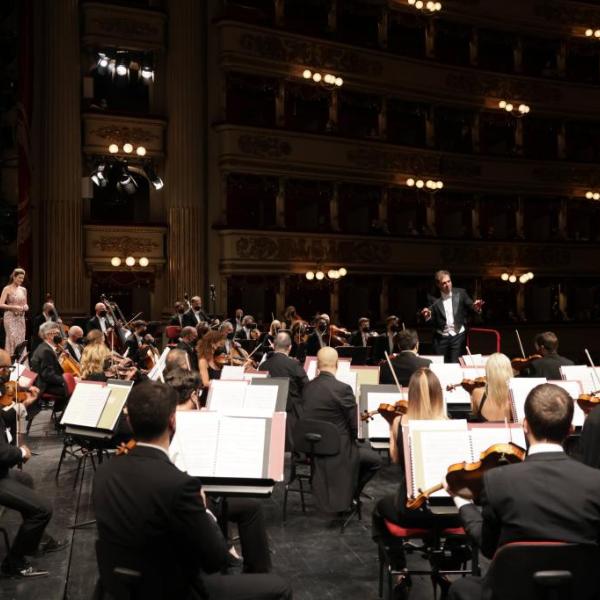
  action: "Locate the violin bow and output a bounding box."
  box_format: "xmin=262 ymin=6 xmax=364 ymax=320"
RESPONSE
xmin=384 ymin=351 xmax=403 ymax=396
xmin=515 ymin=330 xmax=526 ymax=359
xmin=465 ymin=345 xmax=476 ymax=368
xmin=584 ymin=349 xmax=600 ymax=392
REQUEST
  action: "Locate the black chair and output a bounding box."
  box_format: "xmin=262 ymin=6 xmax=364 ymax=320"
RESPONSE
xmin=0 ymin=506 xmax=10 ymax=554
xmin=284 ymin=419 xmax=362 ymax=531
xmin=487 ymin=541 xmax=600 ymax=600
xmin=337 ymin=345 xmax=368 ymax=365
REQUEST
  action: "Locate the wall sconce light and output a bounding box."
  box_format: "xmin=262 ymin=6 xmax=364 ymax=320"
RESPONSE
xmin=501 ymin=271 xmax=534 ymax=284
xmin=498 ymin=100 xmax=530 ymax=117
xmin=406 ymin=178 xmax=444 ymax=191
xmin=305 ymin=266 xmax=348 ymax=281
xmin=109 ymin=256 xmax=149 ymax=268
xmin=302 ymin=69 xmax=343 ymax=87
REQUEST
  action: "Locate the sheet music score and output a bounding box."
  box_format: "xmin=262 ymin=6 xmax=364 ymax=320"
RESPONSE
xmin=243 ymin=385 xmax=278 ymax=415
xmin=560 ymin=366 xmax=600 ymax=394
xmin=468 ymin=423 xmax=526 ymax=457
xmin=244 ymin=371 xmax=269 ymax=381
xmin=304 ymin=357 xmax=318 ymax=381
xmin=337 ymin=359 xmax=352 ymax=375
xmin=96 ymin=381 xmax=132 ymax=431
xmin=460 ymin=353 xmax=484 ymax=368
xmin=509 ymin=377 xmax=548 ymax=422
xmin=430 ymin=364 xmax=472 ymax=405
xmin=336 ymin=370 xmax=357 ymax=395
xmin=365 ymin=392 xmax=406 ymax=439
xmin=207 ymin=380 xmax=249 ymax=412
xmin=221 ymin=365 xmax=246 ymax=380
xmin=420 ymin=355 xmax=445 ymax=364
xmin=61 ymin=383 xmax=111 ymax=428
xmin=172 ymin=411 xmax=220 ymax=475
xmin=214 ymin=417 xmax=267 ymax=478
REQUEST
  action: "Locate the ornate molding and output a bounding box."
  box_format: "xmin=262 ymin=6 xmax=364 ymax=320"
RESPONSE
xmin=88 ymin=125 xmax=160 ymax=145
xmin=445 ymin=72 xmax=561 ymax=103
xmin=238 ymin=135 xmax=292 ymax=158
xmin=440 ymin=244 xmax=571 ymax=267
xmin=93 ymin=236 xmax=159 ymax=256
xmin=89 ymin=17 xmax=160 ymax=40
xmin=534 ymin=0 xmax=600 ymax=25
xmin=239 ymin=32 xmax=383 ymax=77
xmin=235 ymin=236 xmax=391 ymax=264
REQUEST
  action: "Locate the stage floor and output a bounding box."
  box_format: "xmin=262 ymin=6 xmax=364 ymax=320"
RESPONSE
xmin=0 ymin=413 xmax=478 ymax=600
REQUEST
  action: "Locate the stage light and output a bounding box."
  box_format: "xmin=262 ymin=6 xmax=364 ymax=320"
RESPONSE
xmin=118 ymin=166 xmax=138 ymax=195
xmin=143 ymin=163 xmax=164 ymax=190
xmin=312 ymin=72 xmax=322 ymax=82
xmin=586 ymin=191 xmax=594 ymax=199
xmin=125 ymin=256 xmax=135 ymax=267
xmin=415 ymin=179 xmax=424 ymax=189
xmin=415 ymin=0 xmax=424 ymax=8
xmin=505 ymin=103 xmax=514 ymax=112
xmin=116 ymin=54 xmax=129 ymax=77
xmin=434 ymin=1 xmax=442 ymax=8
xmin=526 ymin=272 xmax=534 ymax=280
xmin=338 ymin=267 xmax=347 ymax=276
xmin=595 ymin=30 xmax=600 ymax=38
xmin=436 ymin=181 xmax=444 ymax=189
xmin=509 ymin=275 xmax=517 ymax=283
xmin=406 ymin=178 xmax=415 ymax=187
xmin=586 ymin=29 xmax=594 ymax=37
xmin=315 ymin=271 xmax=324 ymax=280
xmin=97 ymin=53 xmax=109 ymax=74
xmin=499 ymin=100 xmax=507 ymax=108
xmin=111 ymin=257 xmax=121 ymax=267
xmin=303 ymin=69 xmax=312 ymax=79
xmin=140 ymin=55 xmax=154 ymax=81
xmin=136 ymin=146 xmax=146 ymax=156
xmin=594 ymin=193 xmax=600 ymax=201
xmin=108 ymin=144 xmax=119 ymax=154
xmin=123 ymin=143 xmax=133 ymax=154
xmin=501 ymin=273 xmax=509 ymax=281
xmin=519 ymin=274 xmax=528 ymax=284
xmin=327 ymin=270 xmax=339 ymax=279
xmin=306 ymin=271 xmax=315 ymax=280
xmin=334 ymin=77 xmax=344 ymax=87
xmin=139 ymin=257 xmax=149 ymax=267
xmin=324 ymin=74 xmax=335 ymax=84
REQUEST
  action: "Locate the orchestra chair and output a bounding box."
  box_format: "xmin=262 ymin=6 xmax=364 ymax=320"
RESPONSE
xmin=378 ymin=518 xmax=477 ymax=600
xmin=93 ymin=539 xmax=143 ymax=600
xmin=465 ymin=327 xmax=501 ymax=355
xmin=26 ymin=372 xmax=75 ymax=434
xmin=486 ymin=541 xmax=600 ymax=600
xmin=0 ymin=506 xmax=10 ymax=554
xmin=164 ymin=325 xmax=181 ymax=346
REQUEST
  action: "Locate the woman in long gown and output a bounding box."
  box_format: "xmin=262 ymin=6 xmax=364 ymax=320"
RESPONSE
xmin=0 ymin=268 xmax=28 ymax=356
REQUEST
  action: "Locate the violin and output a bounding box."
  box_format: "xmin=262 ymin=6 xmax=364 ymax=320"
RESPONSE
xmin=577 ymin=393 xmax=600 ymax=415
xmin=0 ymin=380 xmax=29 ymax=407
xmin=446 ymin=377 xmax=486 ymax=393
xmin=116 ymin=439 xmax=137 ymax=455
xmin=327 ymin=324 xmax=351 ymax=348
xmin=511 ymin=355 xmax=542 ymax=372
xmin=406 ymin=442 xmax=526 ymax=510
xmin=361 ymin=400 xmax=408 ymax=425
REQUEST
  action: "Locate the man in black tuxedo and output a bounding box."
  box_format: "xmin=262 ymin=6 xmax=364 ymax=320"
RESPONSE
xmin=420 ymin=270 xmax=483 ymax=363
xmin=349 ymin=317 xmax=371 ymax=348
xmin=305 ymin=316 xmax=328 ymax=357
xmin=93 ymin=382 xmax=291 ymax=600
xmin=371 ymin=315 xmax=400 ymax=363
xmin=380 ymin=329 xmax=431 ymax=386
xmin=182 ymin=296 xmax=208 ymax=328
xmin=124 ymin=320 xmax=148 ymax=367
xmin=300 ymin=347 xmax=382 ymax=512
xmin=87 ymin=302 xmax=113 ymax=334
xmin=30 ymin=322 xmax=67 ymax=413
xmin=262 ymin=332 xmax=308 ymax=446
xmin=525 ymin=331 xmax=573 ymax=380
xmin=235 ymin=315 xmax=258 ymax=341
xmin=64 ymin=326 xmax=84 ymax=363
xmin=30 ymin=302 xmax=57 ymax=352
xmin=0 ymin=349 xmax=66 ymax=578
xmin=176 ymin=326 xmax=199 ymax=371
xmin=169 ymin=301 xmax=186 ymax=327
xmin=448 ymin=383 xmax=600 ymax=600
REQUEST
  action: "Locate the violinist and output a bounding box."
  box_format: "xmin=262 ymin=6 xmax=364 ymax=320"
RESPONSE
xmin=80 ymin=343 xmax=112 ymax=381
xmin=349 ymin=317 xmax=372 ymax=348
xmin=182 ymin=295 xmax=208 ymax=327
xmin=219 ymin=320 xmax=235 ymax=354
xmin=420 ymin=270 xmax=484 ymax=364
xmin=124 ymin=320 xmax=149 ymax=367
xmin=165 ymin=368 xmax=202 ymax=411
xmin=169 ymin=301 xmax=186 ymax=328
xmin=283 ymin=305 xmax=301 ymax=329
xmin=64 ymin=326 xmax=84 ymax=363
xmin=522 ymin=331 xmax=573 ymax=380
xmin=87 ymin=302 xmax=113 ymax=334
xmin=305 ymin=316 xmax=328 ymax=356
xmin=380 ymin=329 xmax=431 ymax=386
xmin=372 ymin=315 xmax=400 ymax=363
xmin=448 ymin=384 xmax=600 ymax=600
xmin=372 ymin=368 xmax=459 ymax=596
xmin=176 ymin=326 xmax=199 ymax=372
xmin=196 ymin=330 xmax=227 ymax=404
xmin=470 ymin=353 xmax=513 ymax=423
xmin=236 ymin=315 xmax=259 ymax=341
xmin=31 ymin=301 xmax=58 ymax=352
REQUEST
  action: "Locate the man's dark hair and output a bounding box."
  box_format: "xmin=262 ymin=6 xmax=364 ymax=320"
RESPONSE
xmin=534 ymin=331 xmax=558 ymax=353
xmin=396 ymin=329 xmax=419 ymax=351
xmin=164 ymin=368 xmax=201 ymax=405
xmin=127 ymin=382 xmax=177 ymax=441
xmin=524 ymin=383 xmax=573 ymax=443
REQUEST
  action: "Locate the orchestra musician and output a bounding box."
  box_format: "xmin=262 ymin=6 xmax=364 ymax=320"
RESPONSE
xmin=470 ymin=353 xmax=513 ymax=422
xmin=234 ymin=308 xmax=244 ymax=335
xmin=0 ymin=349 xmax=67 ymax=578
xmin=0 ymin=268 xmax=28 ymax=357
xmin=372 ymin=368 xmax=459 ymax=597
xmin=447 ymin=384 xmax=600 ymax=600
xmin=165 ymin=348 xmax=191 ymax=375
xmin=63 ymin=326 xmax=84 ymax=363
xmin=169 ymin=301 xmax=186 ymax=328
xmin=283 ymin=305 xmax=301 ymax=329
xmin=124 ymin=320 xmax=148 ymax=367
xmin=523 ymin=331 xmax=573 ymax=379
xmin=92 ymin=382 xmax=292 ymax=599
xmin=349 ymin=317 xmax=372 ymax=348
xmin=300 ymin=347 xmax=382 ymax=512
xmin=30 ymin=301 xmax=58 ymax=352
xmin=87 ymin=302 xmax=113 ymax=334
xmin=372 ymin=315 xmax=400 ymax=363
xmin=236 ymin=315 xmax=259 ymax=341
xmin=176 ymin=326 xmax=199 ymax=372
xmin=182 ymin=296 xmax=209 ymax=328
xmin=196 ymin=330 xmax=227 ymax=404
xmin=380 ymin=329 xmax=431 ymax=386
xmin=305 ymin=316 xmax=328 ymax=357
xmin=420 ymin=270 xmax=484 ymax=364
xmin=219 ymin=321 xmax=235 ymax=353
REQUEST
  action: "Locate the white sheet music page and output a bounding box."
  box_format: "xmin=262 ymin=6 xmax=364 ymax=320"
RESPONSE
xmin=366 ymin=392 xmax=406 ymax=439
xmin=409 ymin=420 xmax=470 ymax=498
xmin=214 ymin=416 xmax=266 ymax=478
xmin=221 ymin=365 xmax=246 ymax=381
xmin=430 ymin=364 xmax=471 ymax=405
xmin=242 ymin=385 xmax=278 ymax=415
xmin=60 ymin=383 xmax=110 ymax=428
xmin=560 ymin=366 xmax=599 ymax=395
xmin=173 ymin=411 xmax=220 ymax=477
xmin=207 ymin=380 xmax=248 ymax=413
xmin=550 ymin=380 xmax=585 ymax=427
xmin=468 ymin=424 xmax=526 ymax=458
xmin=337 ymin=359 xmax=352 ymax=375
xmin=509 ymin=378 xmax=546 ymax=422
xmin=305 ymin=358 xmax=318 ymax=381
xmin=336 ymin=370 xmax=357 ymax=395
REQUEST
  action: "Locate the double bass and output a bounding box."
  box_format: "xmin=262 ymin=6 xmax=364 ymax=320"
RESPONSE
xmin=46 ymin=293 xmax=81 ymax=377
xmin=100 ymin=294 xmax=129 ymax=354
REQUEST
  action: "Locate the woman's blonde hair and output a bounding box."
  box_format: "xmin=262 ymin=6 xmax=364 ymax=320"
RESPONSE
xmin=80 ymin=343 xmax=111 ymax=379
xmin=484 ymin=352 xmax=513 ymax=418
xmin=407 ymin=368 xmax=447 ymax=420
xmin=9 ymin=268 xmax=25 ymax=284
xmin=269 ymin=320 xmax=282 ymax=336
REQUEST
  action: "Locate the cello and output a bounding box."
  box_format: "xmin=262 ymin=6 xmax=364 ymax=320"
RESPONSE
xmin=45 ymin=293 xmax=81 ymax=377
xmin=100 ymin=294 xmax=128 ymax=354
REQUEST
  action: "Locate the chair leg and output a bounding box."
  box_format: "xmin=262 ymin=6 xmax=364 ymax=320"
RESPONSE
xmin=282 ymin=485 xmax=289 ymax=523
xmin=0 ymin=526 xmax=10 ymax=552
xmin=298 ymin=477 xmax=307 ymax=513
xmin=55 ymin=441 xmax=69 ymax=480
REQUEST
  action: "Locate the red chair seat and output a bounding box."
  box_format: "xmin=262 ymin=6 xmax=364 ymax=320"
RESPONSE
xmin=384 ymin=520 xmax=465 ymax=538
xmin=165 ymin=326 xmax=181 ymax=340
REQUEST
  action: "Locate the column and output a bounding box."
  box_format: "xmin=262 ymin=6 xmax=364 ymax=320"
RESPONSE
xmin=274 ymin=0 xmax=284 ymax=27
xmin=516 ymin=286 xmax=526 ymax=320
xmin=39 ymin=0 xmax=85 ymax=315
xmin=165 ymin=0 xmax=205 ymax=305
xmin=469 ymin=28 xmax=479 ymax=67
xmin=471 ymin=194 xmax=482 ymax=239
xmin=557 ymin=41 xmax=566 ymax=78
xmin=328 ymin=89 xmax=338 ymax=132
xmin=378 ymin=8 xmax=388 ymax=49
xmin=330 ymin=183 xmax=340 ymax=232
xmin=558 ymin=198 xmax=568 ymax=239
xmin=516 ymin=197 xmax=525 ymax=238
xmin=513 ymin=37 xmax=523 ymax=74
xmin=515 ymin=118 xmax=524 ymax=156
xmin=425 ymin=20 xmax=436 ymax=59
xmin=379 ymin=187 xmax=389 ymax=225
xmin=378 ymin=96 xmax=387 ymax=140
xmin=276 ymin=177 xmax=286 ymax=228
xmin=330 ymin=281 xmax=340 ymax=323
xmin=328 ymin=0 xmax=337 ymax=32
xmin=276 ymin=276 xmax=286 ymax=319
xmin=471 ymin=112 xmax=480 ymax=153
xmin=275 ymin=80 xmax=286 ymax=128
xmin=425 ymin=106 xmax=436 ymax=148
xmin=557 ymin=121 xmax=566 ymax=159
xmin=380 ymin=276 xmax=390 ymax=319
xmin=558 ymin=282 xmax=568 ymax=318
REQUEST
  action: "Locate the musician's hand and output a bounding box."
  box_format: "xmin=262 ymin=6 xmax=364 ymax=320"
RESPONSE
xmin=22 ymin=392 xmax=38 ymax=408
xmin=420 ymin=307 xmax=431 ymax=320
xmin=473 ymin=299 xmax=485 ymax=312
xmin=20 ymin=445 xmax=32 ymax=463
xmin=442 ymin=477 xmax=454 ymax=496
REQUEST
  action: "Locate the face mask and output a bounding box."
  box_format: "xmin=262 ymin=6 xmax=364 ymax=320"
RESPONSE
xmin=53 ymin=335 xmax=63 ymax=345
xmin=227 ymin=332 xmax=234 ymax=340
xmin=177 ymin=307 xmax=185 ymax=314
xmin=361 ymin=325 xmax=369 ymax=332
xmin=74 ymin=337 xmax=83 ymax=344
xmin=390 ymin=324 xmax=399 ymax=332
xmin=99 ymin=311 xmax=107 ymax=318
xmin=318 ymin=323 xmax=327 ymax=333
xmin=0 ymin=369 xmax=10 ymax=385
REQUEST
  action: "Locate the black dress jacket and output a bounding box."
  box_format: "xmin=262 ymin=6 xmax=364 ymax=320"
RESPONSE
xmin=300 ymin=372 xmax=359 ymax=512
xmin=0 ymin=410 xmax=22 ymax=479
xmin=30 ymin=342 xmax=64 ymax=394
xmin=426 ymin=288 xmax=475 ymax=335
xmin=260 ymin=351 xmax=308 ymax=414
xmin=527 ymin=352 xmax=574 ymax=380
xmin=380 ymin=351 xmax=432 ymax=386
xmin=93 ymin=445 xmax=228 ymax=600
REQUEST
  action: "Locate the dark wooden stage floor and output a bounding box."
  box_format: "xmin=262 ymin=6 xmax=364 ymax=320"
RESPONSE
xmin=0 ymin=413 xmax=477 ymax=600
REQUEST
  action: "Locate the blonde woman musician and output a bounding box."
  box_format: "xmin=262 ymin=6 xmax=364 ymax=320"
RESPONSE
xmin=470 ymin=352 xmax=514 ymax=422
xmin=0 ymin=268 xmax=28 ymax=356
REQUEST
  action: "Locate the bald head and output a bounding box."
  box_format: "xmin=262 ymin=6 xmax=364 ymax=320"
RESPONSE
xmin=95 ymin=302 xmax=107 ymax=314
xmin=274 ymin=332 xmax=292 ymax=353
xmin=68 ymin=326 xmax=84 ymax=342
xmin=317 ymin=347 xmax=338 ymax=374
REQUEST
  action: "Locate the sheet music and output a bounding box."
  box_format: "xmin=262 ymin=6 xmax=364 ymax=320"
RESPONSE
xmin=468 ymin=424 xmax=526 ymax=458
xmin=430 ymin=363 xmax=471 ymax=405
xmin=221 ymin=365 xmax=245 ymax=380
xmin=61 ymin=384 xmax=110 ymax=428
xmin=305 ymin=358 xmax=318 ymax=381
xmin=366 ymin=392 xmax=405 ymax=439
xmin=420 ymin=355 xmax=444 ymax=364
xmin=173 ymin=411 xmax=220 ymax=477
xmin=461 ymin=353 xmax=483 ymax=368
xmin=214 ymin=416 xmax=266 ymax=478
xmin=509 ymin=378 xmax=546 ymax=422
xmin=351 ymin=366 xmax=380 ymax=403
xmin=337 ymin=359 xmax=352 ymax=375
xmin=550 ymin=380 xmax=585 ymax=427
xmin=243 ymin=385 xmax=278 ymax=414
xmin=96 ymin=381 xmax=132 ymax=431
xmin=560 ymin=366 xmax=600 ymax=394
xmin=243 ymin=371 xmax=269 ymax=381
xmin=336 ymin=370 xmax=357 ymax=395
xmin=408 ymin=420 xmax=470 ymax=498
xmin=207 ymin=380 xmax=249 ymax=412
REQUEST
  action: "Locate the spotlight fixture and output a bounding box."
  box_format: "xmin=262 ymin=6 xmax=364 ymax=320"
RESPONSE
xmin=136 ymin=146 xmax=146 ymax=157
xmin=315 ymin=270 xmax=325 ymax=280
xmin=305 ymin=271 xmax=315 ymax=280
xmin=406 ymin=178 xmax=443 ymax=191
xmin=115 ymin=53 xmax=129 ymax=77
xmin=91 ymin=163 xmax=108 ymax=188
xmin=140 ymin=55 xmax=154 ymax=81
xmin=498 ymin=100 xmax=530 ymax=116
xmin=408 ymin=0 xmax=442 ymax=13
xmin=301 ymin=68 xmax=344 ymax=88
xmin=97 ymin=52 xmax=109 ymax=75
xmin=312 ymin=73 xmax=322 ymax=83
xmin=303 ymin=69 xmax=312 ymax=79
xmin=501 ymin=273 xmax=509 ymax=281
xmin=305 ymin=266 xmax=347 ymax=281
xmin=117 ymin=165 xmax=138 ymax=195
xmin=585 ymin=28 xmax=600 ymax=38
xmin=123 ymin=143 xmax=133 ymax=154
xmin=143 ymin=163 xmax=164 ymax=190
xmin=500 ymin=271 xmax=534 ymax=284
